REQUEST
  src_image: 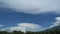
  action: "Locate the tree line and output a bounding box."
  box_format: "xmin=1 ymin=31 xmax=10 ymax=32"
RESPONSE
xmin=0 ymin=28 xmax=60 ymax=34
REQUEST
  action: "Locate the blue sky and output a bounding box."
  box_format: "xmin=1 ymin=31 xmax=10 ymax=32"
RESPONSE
xmin=0 ymin=11 xmax=60 ymax=27
xmin=0 ymin=0 xmax=60 ymax=32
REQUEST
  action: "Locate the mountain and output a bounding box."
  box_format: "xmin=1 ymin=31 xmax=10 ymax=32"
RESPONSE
xmin=50 ymin=26 xmax=60 ymax=30
xmin=44 ymin=26 xmax=60 ymax=31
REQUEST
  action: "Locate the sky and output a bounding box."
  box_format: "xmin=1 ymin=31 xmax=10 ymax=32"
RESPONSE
xmin=0 ymin=0 xmax=60 ymax=32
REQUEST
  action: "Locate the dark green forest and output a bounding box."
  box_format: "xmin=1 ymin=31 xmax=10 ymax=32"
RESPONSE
xmin=0 ymin=28 xmax=60 ymax=34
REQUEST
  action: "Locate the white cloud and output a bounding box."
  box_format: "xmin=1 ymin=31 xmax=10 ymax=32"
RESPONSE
xmin=1 ymin=23 xmax=46 ymax=32
xmin=0 ymin=25 xmax=4 ymax=27
xmin=0 ymin=0 xmax=60 ymax=14
xmin=50 ymin=17 xmax=60 ymax=28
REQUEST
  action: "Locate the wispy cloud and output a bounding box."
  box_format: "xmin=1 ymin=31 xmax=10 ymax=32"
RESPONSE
xmin=0 ymin=0 xmax=60 ymax=14
xmin=0 ymin=24 xmax=4 ymax=27
xmin=50 ymin=17 xmax=60 ymax=28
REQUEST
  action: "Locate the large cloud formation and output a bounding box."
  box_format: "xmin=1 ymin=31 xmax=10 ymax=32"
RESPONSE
xmin=1 ymin=23 xmax=45 ymax=32
xmin=0 ymin=0 xmax=60 ymax=14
